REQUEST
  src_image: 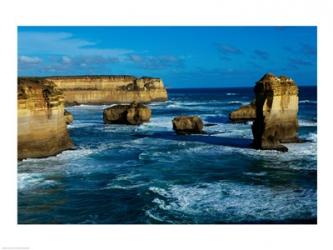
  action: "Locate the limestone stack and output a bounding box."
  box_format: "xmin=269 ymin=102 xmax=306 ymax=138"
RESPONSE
xmin=172 ymin=116 xmax=204 ymax=134
xmin=252 ymin=73 xmax=299 ymax=152
xmin=229 ymin=101 xmax=256 ymax=122
xmin=103 ymin=102 xmax=151 ymax=125
xmin=18 ymin=78 xmax=73 ymax=160
xmin=45 ymin=75 xmax=168 ymax=105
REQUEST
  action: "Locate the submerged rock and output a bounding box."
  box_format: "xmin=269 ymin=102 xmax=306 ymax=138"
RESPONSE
xmin=229 ymin=101 xmax=256 ymax=122
xmin=172 ymin=116 xmax=204 ymax=134
xmin=64 ymin=110 xmax=73 ymax=124
xmin=252 ymin=73 xmax=300 ymax=152
xmin=103 ymin=102 xmax=151 ymax=125
xmin=18 ymin=78 xmax=74 ymax=160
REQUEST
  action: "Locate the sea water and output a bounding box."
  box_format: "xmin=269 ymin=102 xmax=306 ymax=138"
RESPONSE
xmin=18 ymin=87 xmax=317 ymax=224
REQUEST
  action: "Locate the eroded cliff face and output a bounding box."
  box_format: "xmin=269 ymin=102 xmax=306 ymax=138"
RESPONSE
xmin=252 ymin=73 xmax=299 ymax=151
xmin=18 ymin=78 xmax=73 ymax=160
xmin=45 ymin=76 xmax=168 ymax=105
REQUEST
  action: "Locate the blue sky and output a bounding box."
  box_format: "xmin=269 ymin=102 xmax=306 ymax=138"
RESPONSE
xmin=18 ymin=26 xmax=317 ymax=88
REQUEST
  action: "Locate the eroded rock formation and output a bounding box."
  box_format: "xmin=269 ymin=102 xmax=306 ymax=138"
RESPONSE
xmin=229 ymin=101 xmax=256 ymax=122
xmin=18 ymin=78 xmax=74 ymax=160
xmin=252 ymin=73 xmax=299 ymax=152
xmin=45 ymin=75 xmax=168 ymax=105
xmin=103 ymin=102 xmax=151 ymax=125
xmin=172 ymin=116 xmax=204 ymax=134
xmin=64 ymin=110 xmax=73 ymax=125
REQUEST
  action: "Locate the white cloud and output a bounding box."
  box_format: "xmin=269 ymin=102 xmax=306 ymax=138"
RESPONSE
xmin=61 ymin=56 xmax=72 ymax=64
xmin=18 ymin=55 xmax=42 ymax=64
xmin=18 ymin=32 xmax=133 ymax=57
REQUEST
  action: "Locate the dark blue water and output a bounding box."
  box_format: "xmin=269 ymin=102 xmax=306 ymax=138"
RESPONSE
xmin=18 ymin=87 xmax=317 ymax=224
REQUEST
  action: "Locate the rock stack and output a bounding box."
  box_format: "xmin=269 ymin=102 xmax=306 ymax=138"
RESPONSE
xmin=103 ymin=102 xmax=151 ymax=125
xmin=172 ymin=116 xmax=204 ymax=134
xmin=229 ymin=101 xmax=256 ymax=122
xmin=251 ymin=73 xmax=299 ymax=152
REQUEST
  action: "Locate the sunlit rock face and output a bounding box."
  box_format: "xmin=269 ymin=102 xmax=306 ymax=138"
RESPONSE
xmin=18 ymin=78 xmax=73 ymax=160
xmin=103 ymin=102 xmax=151 ymax=125
xmin=252 ymin=73 xmax=299 ymax=152
xmin=46 ymin=76 xmax=168 ymax=105
xmin=172 ymin=116 xmax=204 ymax=135
xmin=229 ymin=101 xmax=256 ymax=122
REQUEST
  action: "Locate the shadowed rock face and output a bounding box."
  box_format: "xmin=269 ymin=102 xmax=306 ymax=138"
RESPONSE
xmin=229 ymin=101 xmax=256 ymax=122
xmin=103 ymin=102 xmax=151 ymax=125
xmin=44 ymin=75 xmax=168 ymax=105
xmin=18 ymin=78 xmax=73 ymax=160
xmin=252 ymin=73 xmax=299 ymax=152
xmin=172 ymin=116 xmax=204 ymax=134
xmin=64 ymin=110 xmax=73 ymax=125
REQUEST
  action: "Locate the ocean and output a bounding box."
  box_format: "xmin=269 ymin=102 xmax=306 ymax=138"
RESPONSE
xmin=18 ymin=87 xmax=317 ymax=224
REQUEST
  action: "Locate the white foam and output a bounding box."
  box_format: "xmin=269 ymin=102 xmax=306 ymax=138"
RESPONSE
xmin=147 ymin=181 xmax=316 ymax=222
xmin=227 ymin=101 xmax=244 ymax=105
xmin=299 ymin=100 xmax=317 ymax=104
xmin=307 ymin=132 xmax=317 ymax=142
xmin=18 ymin=173 xmax=58 ymax=191
xmin=139 ymin=116 xmax=173 ymax=131
xmin=226 ymin=93 xmax=237 ymax=96
xmin=299 ymin=119 xmax=317 ymax=127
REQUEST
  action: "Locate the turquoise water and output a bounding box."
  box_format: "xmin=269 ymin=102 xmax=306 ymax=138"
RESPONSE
xmin=18 ymin=87 xmax=317 ymax=224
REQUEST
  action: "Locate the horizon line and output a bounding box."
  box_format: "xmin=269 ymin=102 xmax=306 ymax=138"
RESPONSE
xmin=166 ymin=84 xmax=317 ymax=89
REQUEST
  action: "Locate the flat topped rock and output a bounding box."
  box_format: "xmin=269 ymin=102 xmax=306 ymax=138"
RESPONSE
xmin=103 ymin=102 xmax=151 ymax=125
xmin=229 ymin=101 xmax=256 ymax=122
xmin=172 ymin=116 xmax=204 ymax=135
xmin=255 ymin=73 xmax=298 ymax=96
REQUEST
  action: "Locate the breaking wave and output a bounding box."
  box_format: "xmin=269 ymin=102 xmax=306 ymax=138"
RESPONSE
xmin=147 ymin=181 xmax=316 ymax=223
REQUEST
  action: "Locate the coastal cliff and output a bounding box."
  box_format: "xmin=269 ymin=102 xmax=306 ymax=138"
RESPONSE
xmin=18 ymin=78 xmax=73 ymax=160
xmin=45 ymin=75 xmax=168 ymax=105
xmin=252 ymin=73 xmax=299 ymax=151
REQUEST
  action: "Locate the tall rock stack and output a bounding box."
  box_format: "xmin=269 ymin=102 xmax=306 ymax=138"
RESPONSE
xmin=18 ymin=78 xmax=73 ymax=160
xmin=252 ymin=73 xmax=299 ymax=152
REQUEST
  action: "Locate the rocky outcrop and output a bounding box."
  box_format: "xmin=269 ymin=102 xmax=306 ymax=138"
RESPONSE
xmin=18 ymin=78 xmax=74 ymax=160
xmin=229 ymin=101 xmax=256 ymax=122
xmin=44 ymin=75 xmax=168 ymax=105
xmin=103 ymin=102 xmax=151 ymax=125
xmin=172 ymin=116 xmax=204 ymax=134
xmin=252 ymin=73 xmax=299 ymax=152
xmin=64 ymin=110 xmax=73 ymax=125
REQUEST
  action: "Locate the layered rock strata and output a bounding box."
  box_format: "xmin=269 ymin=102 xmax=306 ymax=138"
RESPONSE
xmin=45 ymin=75 xmax=168 ymax=105
xmin=172 ymin=116 xmax=204 ymax=134
xmin=103 ymin=102 xmax=151 ymax=125
xmin=252 ymin=73 xmax=299 ymax=152
xmin=229 ymin=101 xmax=256 ymax=122
xmin=18 ymin=78 xmax=73 ymax=160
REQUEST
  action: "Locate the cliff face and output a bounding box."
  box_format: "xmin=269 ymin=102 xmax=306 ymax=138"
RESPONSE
xmin=18 ymin=78 xmax=73 ymax=160
xmin=252 ymin=73 xmax=299 ymax=151
xmin=45 ymin=76 xmax=168 ymax=105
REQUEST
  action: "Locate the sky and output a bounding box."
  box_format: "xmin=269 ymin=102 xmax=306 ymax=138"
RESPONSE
xmin=18 ymin=26 xmax=317 ymax=88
